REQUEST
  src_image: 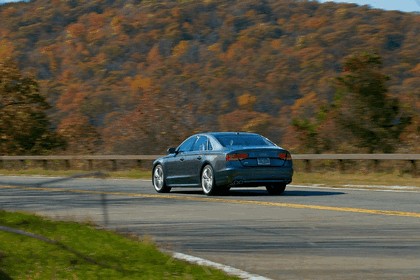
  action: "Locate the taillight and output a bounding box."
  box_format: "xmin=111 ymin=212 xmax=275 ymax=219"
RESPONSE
xmin=278 ymin=151 xmax=292 ymax=160
xmin=226 ymin=153 xmax=248 ymax=161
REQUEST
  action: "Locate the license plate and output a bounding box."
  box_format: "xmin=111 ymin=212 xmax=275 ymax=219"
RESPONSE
xmin=257 ymin=157 xmax=270 ymax=165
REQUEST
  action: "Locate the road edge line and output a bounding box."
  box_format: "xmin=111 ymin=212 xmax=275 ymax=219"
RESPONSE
xmin=164 ymin=250 xmax=272 ymax=280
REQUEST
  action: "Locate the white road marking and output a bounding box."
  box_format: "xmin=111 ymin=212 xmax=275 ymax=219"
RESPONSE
xmin=290 ymin=184 xmax=420 ymax=193
xmin=168 ymin=251 xmax=272 ymax=280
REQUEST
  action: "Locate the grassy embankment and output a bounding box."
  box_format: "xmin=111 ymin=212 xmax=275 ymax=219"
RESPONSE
xmin=0 ymin=210 xmax=239 ymax=279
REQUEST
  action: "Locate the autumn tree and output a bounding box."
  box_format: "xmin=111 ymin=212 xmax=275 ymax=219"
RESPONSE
xmin=0 ymin=60 xmax=64 ymax=155
xmin=291 ymin=52 xmax=412 ymax=153
xmin=57 ymin=113 xmax=101 ymax=154
xmin=1 ymin=0 xmax=418 ymax=154
xmin=289 ymin=91 xmax=325 ymax=153
xmin=329 ymin=52 xmax=411 ymax=152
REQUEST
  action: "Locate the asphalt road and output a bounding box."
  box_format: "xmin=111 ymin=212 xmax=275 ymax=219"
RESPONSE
xmin=1 ymin=175 xmax=419 ymax=280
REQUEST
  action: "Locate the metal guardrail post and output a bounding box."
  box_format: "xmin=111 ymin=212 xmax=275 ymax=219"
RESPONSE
xmin=338 ymin=159 xmax=345 ymax=173
xmin=111 ymin=160 xmax=117 ymax=171
xmin=304 ymin=159 xmax=311 ymax=172
xmin=101 ymin=193 xmax=109 ymax=226
xmin=64 ymin=160 xmax=70 ymax=170
xmin=411 ymin=160 xmax=417 ymax=177
xmin=373 ymin=159 xmax=380 ymax=173
xmin=42 ymin=160 xmax=48 ymax=170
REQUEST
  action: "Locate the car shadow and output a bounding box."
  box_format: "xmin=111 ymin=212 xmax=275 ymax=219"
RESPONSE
xmin=227 ymin=189 xmax=345 ymax=197
xmin=283 ymin=190 xmax=345 ymax=196
xmin=171 ymin=189 xmax=345 ymax=197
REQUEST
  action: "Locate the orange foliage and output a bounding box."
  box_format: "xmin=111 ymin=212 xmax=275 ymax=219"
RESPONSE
xmin=57 ymin=114 xmax=100 ymax=154
xmin=237 ymin=92 xmax=256 ymax=111
xmin=56 ymin=87 xmax=87 ymax=113
xmin=290 ymin=91 xmax=320 ymax=119
xmin=0 ymin=39 xmax=15 ymax=60
xmin=0 ymin=0 xmax=418 ymax=154
xmin=66 ymin=23 xmax=86 ymax=39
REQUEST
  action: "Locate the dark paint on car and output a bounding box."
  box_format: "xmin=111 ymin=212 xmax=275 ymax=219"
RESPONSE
xmin=152 ymin=132 xmax=293 ymax=196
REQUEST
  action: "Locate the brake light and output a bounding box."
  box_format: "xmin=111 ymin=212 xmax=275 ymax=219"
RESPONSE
xmin=226 ymin=153 xmax=248 ymax=161
xmin=278 ymin=152 xmax=292 ymax=160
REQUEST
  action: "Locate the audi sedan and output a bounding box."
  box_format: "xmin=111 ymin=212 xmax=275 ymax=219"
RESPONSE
xmin=152 ymin=132 xmax=293 ymax=195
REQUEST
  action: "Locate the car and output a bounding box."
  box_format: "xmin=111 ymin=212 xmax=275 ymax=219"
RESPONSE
xmin=152 ymin=132 xmax=293 ymax=196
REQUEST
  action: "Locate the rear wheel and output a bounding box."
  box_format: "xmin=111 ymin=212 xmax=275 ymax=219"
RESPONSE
xmin=201 ymin=165 xmax=218 ymax=196
xmin=153 ymin=164 xmax=171 ymax=193
xmin=266 ymin=183 xmax=286 ymax=195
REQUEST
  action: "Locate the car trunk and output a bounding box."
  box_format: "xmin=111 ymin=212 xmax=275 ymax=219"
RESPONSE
xmin=227 ymin=148 xmax=290 ymax=167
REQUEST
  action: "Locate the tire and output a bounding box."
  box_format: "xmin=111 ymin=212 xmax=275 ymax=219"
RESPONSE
xmin=153 ymin=164 xmax=171 ymax=193
xmin=201 ymin=165 xmax=218 ymax=196
xmin=266 ymin=183 xmax=286 ymax=195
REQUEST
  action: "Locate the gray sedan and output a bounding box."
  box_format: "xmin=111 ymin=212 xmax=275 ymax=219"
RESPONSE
xmin=152 ymin=132 xmax=293 ymax=195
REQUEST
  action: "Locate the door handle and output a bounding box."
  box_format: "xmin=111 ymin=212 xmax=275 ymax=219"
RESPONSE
xmin=197 ymin=156 xmax=202 ymax=160
xmin=180 ymin=158 xmax=185 ymax=161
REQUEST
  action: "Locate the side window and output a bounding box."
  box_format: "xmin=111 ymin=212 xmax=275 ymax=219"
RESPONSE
xmin=177 ymin=136 xmax=196 ymax=153
xmin=192 ymin=136 xmax=209 ymax=151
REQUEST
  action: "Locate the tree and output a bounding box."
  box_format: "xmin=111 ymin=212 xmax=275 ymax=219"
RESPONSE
xmin=0 ymin=60 xmax=64 ymax=155
xmin=289 ymin=91 xmax=325 ymax=153
xmin=290 ymin=52 xmax=412 ymax=153
xmin=57 ymin=113 xmax=100 ymax=154
xmin=331 ymin=52 xmax=411 ymax=153
xmin=1 ymin=0 xmax=418 ymax=154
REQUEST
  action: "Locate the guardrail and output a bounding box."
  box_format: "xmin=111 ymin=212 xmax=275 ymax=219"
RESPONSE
xmin=0 ymin=154 xmax=418 ymax=176
xmin=0 ymin=155 xmax=159 ymax=172
xmin=292 ymin=154 xmax=419 ymax=176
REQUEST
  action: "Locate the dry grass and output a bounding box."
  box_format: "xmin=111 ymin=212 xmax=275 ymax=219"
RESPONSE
xmin=293 ymin=171 xmax=419 ymax=187
xmin=0 ymin=168 xmax=418 ymax=187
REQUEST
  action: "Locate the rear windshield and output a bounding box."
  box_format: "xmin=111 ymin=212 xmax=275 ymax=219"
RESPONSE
xmin=215 ymin=134 xmax=275 ymax=147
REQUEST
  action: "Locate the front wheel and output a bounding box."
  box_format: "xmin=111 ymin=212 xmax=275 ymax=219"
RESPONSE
xmin=153 ymin=164 xmax=171 ymax=193
xmin=266 ymin=183 xmax=286 ymax=195
xmin=201 ymin=165 xmax=218 ymax=196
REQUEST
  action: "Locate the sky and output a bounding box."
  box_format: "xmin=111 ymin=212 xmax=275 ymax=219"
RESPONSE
xmin=0 ymin=0 xmax=419 ymax=13
xmin=317 ymin=0 xmax=420 ymax=12
xmin=0 ymin=0 xmax=24 ymax=3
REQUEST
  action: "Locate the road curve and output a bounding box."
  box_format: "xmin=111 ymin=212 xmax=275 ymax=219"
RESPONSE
xmin=0 ymin=175 xmax=419 ymax=280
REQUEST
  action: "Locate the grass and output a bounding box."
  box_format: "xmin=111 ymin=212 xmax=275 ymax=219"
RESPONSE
xmin=0 ymin=168 xmax=151 ymax=179
xmin=0 ymin=210 xmax=239 ymax=280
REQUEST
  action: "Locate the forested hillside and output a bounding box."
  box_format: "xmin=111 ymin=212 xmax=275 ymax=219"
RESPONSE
xmin=0 ymin=0 xmax=419 ymax=154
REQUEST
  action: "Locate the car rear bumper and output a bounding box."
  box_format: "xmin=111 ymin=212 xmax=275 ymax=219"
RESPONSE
xmin=215 ymin=167 xmax=293 ymax=187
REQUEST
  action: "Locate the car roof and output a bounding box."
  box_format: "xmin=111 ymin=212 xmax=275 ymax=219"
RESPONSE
xmin=205 ymin=132 xmax=260 ymax=137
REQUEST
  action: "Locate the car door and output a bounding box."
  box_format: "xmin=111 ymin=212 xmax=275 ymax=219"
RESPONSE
xmin=183 ymin=136 xmax=209 ymax=185
xmin=164 ymin=136 xmax=197 ymax=186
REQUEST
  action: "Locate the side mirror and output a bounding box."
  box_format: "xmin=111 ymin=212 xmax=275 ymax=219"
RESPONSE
xmin=167 ymin=147 xmax=177 ymax=154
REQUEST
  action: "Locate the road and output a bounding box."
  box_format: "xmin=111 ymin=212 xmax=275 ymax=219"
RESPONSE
xmin=0 ymin=175 xmax=419 ymax=280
